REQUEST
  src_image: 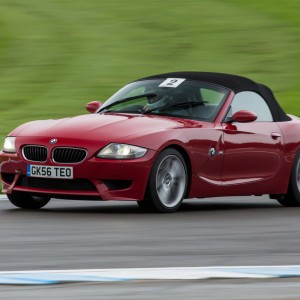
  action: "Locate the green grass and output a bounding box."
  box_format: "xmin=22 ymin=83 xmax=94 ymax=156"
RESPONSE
xmin=0 ymin=0 xmax=300 ymax=141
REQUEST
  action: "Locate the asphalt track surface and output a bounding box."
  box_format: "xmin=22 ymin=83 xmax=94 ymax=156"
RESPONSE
xmin=1 ymin=196 xmax=300 ymax=299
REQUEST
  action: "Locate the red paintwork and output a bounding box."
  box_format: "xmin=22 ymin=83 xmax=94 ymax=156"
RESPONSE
xmin=231 ymin=110 xmax=257 ymax=123
xmin=86 ymin=101 xmax=102 ymax=113
xmin=1 ymin=90 xmax=300 ymax=202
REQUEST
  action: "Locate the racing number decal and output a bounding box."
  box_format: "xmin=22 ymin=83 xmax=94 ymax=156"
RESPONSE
xmin=159 ymin=78 xmax=186 ymax=88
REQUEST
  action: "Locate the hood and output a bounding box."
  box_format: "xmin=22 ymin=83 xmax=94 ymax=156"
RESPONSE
xmin=11 ymin=113 xmax=192 ymax=141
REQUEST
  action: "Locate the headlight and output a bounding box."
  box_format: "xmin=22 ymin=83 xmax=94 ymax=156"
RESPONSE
xmin=97 ymin=143 xmax=147 ymax=159
xmin=3 ymin=137 xmax=17 ymax=153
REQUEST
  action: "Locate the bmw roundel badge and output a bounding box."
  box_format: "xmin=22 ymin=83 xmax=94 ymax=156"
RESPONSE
xmin=209 ymin=147 xmax=215 ymax=157
xmin=49 ymin=138 xmax=57 ymax=144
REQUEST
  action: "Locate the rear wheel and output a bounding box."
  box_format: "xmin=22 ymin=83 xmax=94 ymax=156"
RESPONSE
xmin=7 ymin=191 xmax=51 ymax=209
xmin=138 ymin=148 xmax=188 ymax=213
xmin=276 ymin=152 xmax=300 ymax=207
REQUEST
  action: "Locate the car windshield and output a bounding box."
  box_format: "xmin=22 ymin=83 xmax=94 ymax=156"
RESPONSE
xmin=99 ymin=78 xmax=230 ymax=121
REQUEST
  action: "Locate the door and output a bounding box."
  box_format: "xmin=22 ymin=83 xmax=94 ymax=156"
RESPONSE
xmin=221 ymin=91 xmax=283 ymax=194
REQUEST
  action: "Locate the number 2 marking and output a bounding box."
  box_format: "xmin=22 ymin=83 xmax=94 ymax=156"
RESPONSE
xmin=159 ymin=78 xmax=186 ymax=88
xmin=167 ymin=79 xmax=178 ymax=86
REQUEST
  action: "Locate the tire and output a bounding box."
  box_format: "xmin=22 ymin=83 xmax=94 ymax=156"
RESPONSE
xmin=7 ymin=191 xmax=51 ymax=209
xmin=138 ymin=148 xmax=188 ymax=213
xmin=276 ymin=152 xmax=300 ymax=207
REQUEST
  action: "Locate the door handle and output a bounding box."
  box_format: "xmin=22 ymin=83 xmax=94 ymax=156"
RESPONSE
xmin=271 ymin=132 xmax=281 ymax=139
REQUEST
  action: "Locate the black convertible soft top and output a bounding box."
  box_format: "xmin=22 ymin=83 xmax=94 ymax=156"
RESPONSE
xmin=140 ymin=72 xmax=290 ymax=122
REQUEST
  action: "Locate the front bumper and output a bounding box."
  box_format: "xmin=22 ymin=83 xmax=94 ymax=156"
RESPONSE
xmin=0 ymin=149 xmax=157 ymax=201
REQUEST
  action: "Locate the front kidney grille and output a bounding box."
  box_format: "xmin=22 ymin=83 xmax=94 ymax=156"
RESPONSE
xmin=53 ymin=147 xmax=87 ymax=163
xmin=22 ymin=146 xmax=48 ymax=162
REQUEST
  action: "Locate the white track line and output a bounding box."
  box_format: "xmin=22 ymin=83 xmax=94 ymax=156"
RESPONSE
xmin=1 ymin=266 xmax=300 ymax=285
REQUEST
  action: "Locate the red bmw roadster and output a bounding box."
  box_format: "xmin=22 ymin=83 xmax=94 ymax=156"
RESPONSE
xmin=1 ymin=72 xmax=300 ymax=212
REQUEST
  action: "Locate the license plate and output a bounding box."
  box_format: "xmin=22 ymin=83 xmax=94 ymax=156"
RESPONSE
xmin=26 ymin=164 xmax=73 ymax=179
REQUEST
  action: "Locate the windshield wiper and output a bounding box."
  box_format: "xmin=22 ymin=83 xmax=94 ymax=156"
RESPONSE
xmin=143 ymin=101 xmax=204 ymax=114
xmin=99 ymin=93 xmax=157 ymax=112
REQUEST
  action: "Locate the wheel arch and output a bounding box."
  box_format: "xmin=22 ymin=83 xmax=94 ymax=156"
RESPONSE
xmin=159 ymin=144 xmax=192 ymax=198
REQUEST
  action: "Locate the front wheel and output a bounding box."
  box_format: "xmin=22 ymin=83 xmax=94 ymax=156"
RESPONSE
xmin=276 ymin=152 xmax=300 ymax=207
xmin=7 ymin=191 xmax=51 ymax=209
xmin=138 ymin=148 xmax=188 ymax=213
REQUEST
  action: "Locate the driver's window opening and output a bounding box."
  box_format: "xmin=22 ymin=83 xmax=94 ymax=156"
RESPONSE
xmin=228 ymin=91 xmax=273 ymax=122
